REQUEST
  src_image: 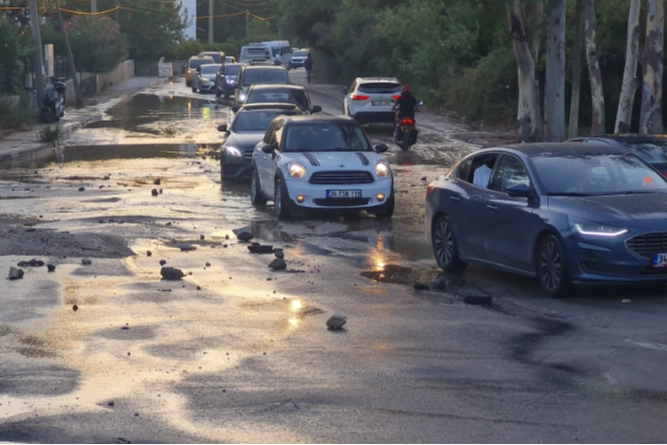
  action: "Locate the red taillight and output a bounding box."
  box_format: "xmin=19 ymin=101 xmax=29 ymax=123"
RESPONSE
xmin=401 ymin=118 xmax=414 ymax=125
xmin=352 ymin=94 xmax=370 ymax=101
xmin=426 ymin=182 xmax=435 ymax=195
xmin=392 ymin=94 xmax=401 ymax=100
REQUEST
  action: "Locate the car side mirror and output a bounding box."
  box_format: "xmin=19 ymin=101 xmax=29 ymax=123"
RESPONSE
xmin=418 ymin=101 xmax=424 ymax=106
xmin=375 ymin=144 xmax=388 ymax=154
xmin=340 ymin=87 xmax=348 ymax=95
xmin=217 ymin=124 xmax=227 ymax=132
xmin=311 ymin=105 xmax=322 ymax=113
xmin=261 ymin=144 xmax=274 ymax=154
xmin=231 ymin=106 xmax=240 ymax=113
xmin=506 ymin=183 xmax=533 ymax=199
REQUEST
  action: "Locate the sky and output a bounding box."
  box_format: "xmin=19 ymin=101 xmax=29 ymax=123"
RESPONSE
xmin=180 ymin=0 xmax=197 ymax=40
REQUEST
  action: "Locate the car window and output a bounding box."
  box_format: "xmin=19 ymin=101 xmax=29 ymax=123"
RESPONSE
xmin=222 ymin=65 xmax=240 ymax=75
xmin=232 ymin=111 xmax=289 ymax=133
xmin=283 ymin=123 xmax=372 ymax=152
xmin=246 ymin=90 xmax=308 ymax=109
xmin=531 ymin=153 xmax=667 ymax=195
xmin=273 ymin=122 xmax=285 ymax=149
xmin=294 ymin=50 xmax=307 ymax=57
xmin=201 ymin=65 xmax=220 ymax=75
xmin=489 ymin=155 xmax=531 ymax=193
xmin=189 ymin=58 xmax=212 ymax=69
xmin=357 ymin=82 xmax=401 ymax=94
xmin=466 ymin=154 xmax=499 ymax=188
xmin=263 ymin=120 xmax=279 ymax=144
xmin=243 ymin=69 xmax=289 ymax=86
xmin=455 ymin=158 xmax=472 ymax=181
xmin=621 ymin=140 xmax=667 ymax=174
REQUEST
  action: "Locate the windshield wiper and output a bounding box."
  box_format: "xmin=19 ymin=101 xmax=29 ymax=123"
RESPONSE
xmin=548 ymin=192 xmax=593 ymax=197
xmin=593 ymin=190 xmax=660 ymax=196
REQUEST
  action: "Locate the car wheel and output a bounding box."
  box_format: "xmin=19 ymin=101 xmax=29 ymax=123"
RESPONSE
xmin=192 ymin=84 xmax=197 ymax=93
xmin=224 ymin=90 xmax=230 ymax=100
xmin=186 ymin=80 xmax=191 ymax=87
xmin=375 ymin=191 xmax=394 ymax=218
xmin=274 ymin=178 xmax=291 ymax=220
xmin=215 ymin=90 xmax=221 ymax=98
xmin=536 ymin=234 xmax=572 ymax=298
xmin=432 ymin=214 xmax=468 ymax=272
xmin=250 ymin=169 xmax=267 ymax=205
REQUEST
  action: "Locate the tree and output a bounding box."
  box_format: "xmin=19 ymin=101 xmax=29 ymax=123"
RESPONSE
xmin=614 ymin=0 xmax=641 ymax=134
xmin=567 ymin=0 xmax=584 ymax=138
xmin=582 ymin=0 xmax=605 ymax=134
xmin=544 ymin=0 xmax=566 ymax=141
xmin=66 ymin=16 xmax=127 ymax=73
xmin=506 ymin=0 xmax=543 ymax=142
xmin=639 ymin=0 xmax=664 ymax=135
xmin=54 ymin=0 xmax=81 ymax=106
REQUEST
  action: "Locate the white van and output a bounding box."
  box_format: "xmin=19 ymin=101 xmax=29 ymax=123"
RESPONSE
xmin=262 ymin=40 xmax=292 ymax=66
xmin=239 ymin=44 xmax=272 ymax=64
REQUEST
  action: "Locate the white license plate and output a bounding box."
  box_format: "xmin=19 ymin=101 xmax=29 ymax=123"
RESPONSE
xmin=654 ymin=253 xmax=667 ymax=267
xmin=372 ymin=100 xmax=390 ymax=106
xmin=327 ymin=189 xmax=361 ymax=198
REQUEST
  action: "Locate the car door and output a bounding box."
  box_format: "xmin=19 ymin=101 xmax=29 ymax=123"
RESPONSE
xmin=255 ymin=119 xmax=284 ymax=198
xmin=344 ymin=80 xmax=356 ymax=114
xmin=484 ymin=154 xmax=541 ymax=272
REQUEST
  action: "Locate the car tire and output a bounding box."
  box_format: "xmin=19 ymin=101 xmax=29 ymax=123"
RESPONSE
xmin=186 ymin=80 xmax=191 ymax=87
xmin=250 ymin=169 xmax=267 ymax=205
xmin=431 ymin=214 xmax=468 ymax=272
xmin=192 ymin=84 xmax=197 ymax=93
xmin=375 ymin=192 xmax=394 ymax=218
xmin=224 ymin=90 xmax=230 ymax=100
xmin=215 ymin=90 xmax=221 ymax=98
xmin=536 ymin=234 xmax=572 ymax=298
xmin=274 ymin=177 xmax=291 ymax=220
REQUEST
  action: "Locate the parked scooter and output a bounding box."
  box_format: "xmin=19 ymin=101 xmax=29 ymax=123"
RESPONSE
xmin=40 ymin=78 xmax=67 ymax=123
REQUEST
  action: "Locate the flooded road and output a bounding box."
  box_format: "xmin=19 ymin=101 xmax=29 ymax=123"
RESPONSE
xmin=1 ymin=73 xmax=667 ymax=443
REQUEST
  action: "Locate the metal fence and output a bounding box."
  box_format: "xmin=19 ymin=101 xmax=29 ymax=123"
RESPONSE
xmin=54 ymin=56 xmax=71 ymax=80
xmin=0 ymin=63 xmax=11 ymax=94
xmin=80 ymin=75 xmax=97 ymax=97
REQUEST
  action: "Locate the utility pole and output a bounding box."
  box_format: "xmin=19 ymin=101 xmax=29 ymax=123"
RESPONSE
xmin=55 ymin=0 xmax=82 ymax=106
xmin=28 ymin=0 xmax=45 ymax=104
xmin=208 ymin=0 xmax=213 ymax=44
xmin=246 ymin=9 xmax=249 ymax=38
xmin=91 ymin=0 xmax=97 ymax=12
xmin=115 ymin=0 xmax=120 ymax=22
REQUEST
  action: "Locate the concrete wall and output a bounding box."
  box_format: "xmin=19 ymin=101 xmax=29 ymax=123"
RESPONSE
xmin=96 ymin=59 xmax=135 ymax=93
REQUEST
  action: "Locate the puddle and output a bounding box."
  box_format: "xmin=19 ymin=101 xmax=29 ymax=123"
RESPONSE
xmin=361 ymin=264 xmax=439 ymax=286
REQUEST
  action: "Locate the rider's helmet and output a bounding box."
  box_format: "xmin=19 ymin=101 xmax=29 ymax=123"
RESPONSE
xmin=401 ymin=85 xmax=411 ymax=95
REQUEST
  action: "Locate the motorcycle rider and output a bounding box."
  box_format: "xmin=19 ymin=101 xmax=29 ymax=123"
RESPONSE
xmin=392 ymin=85 xmax=419 ymax=140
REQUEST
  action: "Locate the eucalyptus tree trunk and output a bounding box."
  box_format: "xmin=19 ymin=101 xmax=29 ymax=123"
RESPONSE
xmin=583 ymin=0 xmax=605 ymax=134
xmin=544 ymin=0 xmax=566 ymax=142
xmin=640 ymin=0 xmax=664 ymax=135
xmin=506 ymin=0 xmax=544 ymax=142
xmin=614 ymin=0 xmax=641 ymax=134
xmin=567 ymin=0 xmax=584 ymax=139
xmin=54 ymin=0 xmax=82 ymax=106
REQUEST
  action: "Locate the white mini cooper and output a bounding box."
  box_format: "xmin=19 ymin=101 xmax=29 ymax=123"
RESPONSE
xmin=250 ymin=115 xmax=394 ymax=220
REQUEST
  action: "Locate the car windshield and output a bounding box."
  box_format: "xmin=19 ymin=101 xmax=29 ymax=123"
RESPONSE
xmin=531 ymin=153 xmax=667 ymax=196
xmin=293 ymin=51 xmax=308 ymax=57
xmin=246 ymin=89 xmax=308 ymax=110
xmin=232 ymin=110 xmax=293 ymax=133
xmin=205 ymin=54 xmax=221 ymax=63
xmin=619 ymin=140 xmax=667 ymax=173
xmin=189 ymin=58 xmax=212 ymax=69
xmin=284 ymin=123 xmax=372 ymax=152
xmin=223 ymin=65 xmax=240 ymax=75
xmin=201 ymin=65 xmax=220 ymax=75
xmin=243 ymin=69 xmax=288 ymax=86
xmin=358 ymin=82 xmax=400 ymax=94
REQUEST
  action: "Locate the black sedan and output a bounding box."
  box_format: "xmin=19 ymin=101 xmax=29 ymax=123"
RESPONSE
xmin=425 ymin=143 xmax=667 ymax=297
xmin=240 ymin=84 xmax=322 ymax=114
xmin=218 ymin=103 xmax=307 ymax=181
xmin=568 ymin=135 xmax=667 ymax=177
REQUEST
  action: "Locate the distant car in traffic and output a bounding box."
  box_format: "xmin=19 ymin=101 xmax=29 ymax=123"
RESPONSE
xmin=240 ymin=84 xmax=322 ymax=114
xmin=198 ymin=51 xmax=225 ymax=64
xmin=239 ymin=43 xmax=273 ymax=64
xmin=215 ymin=63 xmax=242 ymax=99
xmin=289 ymin=49 xmax=309 ymax=69
xmin=567 ymin=135 xmax=667 ymax=177
xmin=218 ymin=103 xmax=307 ymax=181
xmin=192 ymin=63 xmax=222 ymax=93
xmin=234 ymin=65 xmax=290 ymax=105
xmin=341 ymin=77 xmax=402 ymax=123
xmin=225 ymin=56 xmax=237 ymax=63
xmin=185 ymin=56 xmax=214 ymax=87
xmin=425 ymin=143 xmax=667 ymax=298
xmin=250 ymin=115 xmax=393 ymax=220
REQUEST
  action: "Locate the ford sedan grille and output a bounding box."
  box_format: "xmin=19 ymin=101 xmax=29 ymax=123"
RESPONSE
xmin=626 ymin=232 xmax=667 ymax=259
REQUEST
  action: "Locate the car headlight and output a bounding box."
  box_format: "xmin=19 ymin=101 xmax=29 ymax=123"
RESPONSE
xmin=375 ymin=160 xmax=390 ymax=177
xmin=225 ymin=146 xmax=242 ymax=157
xmin=239 ymin=93 xmax=246 ymax=102
xmin=572 ymin=221 xmax=629 ymax=237
xmin=226 ymin=78 xmax=235 ymax=84
xmin=288 ymin=162 xmax=306 ymax=179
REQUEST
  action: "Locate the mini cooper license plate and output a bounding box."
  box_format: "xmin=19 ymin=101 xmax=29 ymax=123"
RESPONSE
xmin=327 ymin=189 xmax=361 ymax=198
xmin=653 ymin=253 xmax=667 ymax=267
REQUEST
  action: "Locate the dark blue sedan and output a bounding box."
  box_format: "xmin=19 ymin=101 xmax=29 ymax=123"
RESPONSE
xmin=425 ymin=143 xmax=667 ymax=297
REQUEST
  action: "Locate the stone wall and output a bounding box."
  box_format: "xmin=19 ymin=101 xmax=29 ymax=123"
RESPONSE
xmin=96 ymin=60 xmax=135 ymax=93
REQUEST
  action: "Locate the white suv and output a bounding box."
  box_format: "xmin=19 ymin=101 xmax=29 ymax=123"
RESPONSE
xmin=250 ymin=115 xmax=394 ymax=220
xmin=342 ymin=77 xmax=402 ymax=124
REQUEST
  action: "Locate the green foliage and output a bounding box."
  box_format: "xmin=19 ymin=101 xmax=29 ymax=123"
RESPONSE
xmin=167 ymin=39 xmax=205 ymax=60
xmin=0 ymin=17 xmax=33 ymax=97
xmin=66 ymin=16 xmax=128 ymax=73
xmin=0 ymin=95 xmax=34 ymax=130
xmin=37 ymin=124 xmax=62 ymax=143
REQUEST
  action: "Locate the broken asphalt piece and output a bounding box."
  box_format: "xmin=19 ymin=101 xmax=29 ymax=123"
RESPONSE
xmin=268 ymin=258 xmax=287 ymax=270
xmin=179 ymin=244 xmax=196 ymax=251
xmin=463 ymin=294 xmax=493 ymax=306
xmin=205 ymin=262 xmax=211 ymax=267
xmin=47 ymin=264 xmax=56 ymax=272
xmin=248 ymin=244 xmax=274 ymax=254
xmin=431 ymin=275 xmax=447 ymax=291
xmin=421 ymin=176 xmax=427 ymax=181
xmin=78 ymin=187 xmax=85 ymax=192
xmin=154 ymin=178 xmax=161 ymax=185
xmin=72 ymin=304 xmax=78 ymax=311
xmin=225 ymin=234 xmax=230 ymax=240
xmin=81 ymin=258 xmax=92 ymax=265
xmin=236 ymin=231 xmax=253 ymax=242
xmin=151 ymin=189 xmax=159 ymax=196
xmin=8 ymin=267 xmax=24 ymax=280
xmin=161 ymin=266 xmax=185 ymax=281
xmin=17 ymin=259 xmax=45 ymax=267
xmin=159 ymin=260 xmax=167 ymax=266
xmin=274 ymin=249 xmax=285 ymax=259
xmin=200 ymin=235 xmax=205 ymax=240
xmin=413 ymin=283 xmax=430 ymax=291
xmin=327 ymin=314 xmax=347 ymax=330
xmin=121 ymin=326 xmax=129 ymax=330
xmin=147 ymin=251 xmax=152 ymax=257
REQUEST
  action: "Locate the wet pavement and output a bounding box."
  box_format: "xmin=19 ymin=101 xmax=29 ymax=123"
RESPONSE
xmin=0 ymin=72 xmax=666 ymax=443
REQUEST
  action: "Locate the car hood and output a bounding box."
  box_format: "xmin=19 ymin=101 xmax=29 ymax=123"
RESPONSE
xmin=226 ymin=132 xmax=265 ymax=148
xmin=285 ymin=151 xmax=384 ymax=169
xmin=549 ymin=192 xmax=667 ymax=222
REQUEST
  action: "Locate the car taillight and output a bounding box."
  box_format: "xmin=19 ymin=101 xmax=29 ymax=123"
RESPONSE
xmin=426 ymin=182 xmax=436 ymax=195
xmin=352 ymin=95 xmax=370 ymax=101
xmin=392 ymin=95 xmax=401 ymax=100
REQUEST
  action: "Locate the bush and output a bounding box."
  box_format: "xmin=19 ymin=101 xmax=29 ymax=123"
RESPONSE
xmin=37 ymin=124 xmax=62 ymax=143
xmin=166 ymin=39 xmax=204 ymax=60
xmin=0 ymin=95 xmax=33 ymax=130
xmin=66 ymin=16 xmax=128 ymax=73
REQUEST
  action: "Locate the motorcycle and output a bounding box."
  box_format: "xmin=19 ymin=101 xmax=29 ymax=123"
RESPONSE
xmin=40 ymin=78 xmax=67 ymax=124
xmin=392 ymin=100 xmax=422 ymax=151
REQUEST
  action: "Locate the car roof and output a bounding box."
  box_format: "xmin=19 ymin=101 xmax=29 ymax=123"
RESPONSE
xmin=190 ymin=56 xmax=213 ymax=61
xmin=356 ymin=77 xmax=400 ymax=84
xmin=474 ymin=142 xmax=628 ymax=157
xmin=242 ymin=65 xmax=287 ymax=71
xmin=200 ymin=63 xmax=221 ymax=69
xmin=585 ymin=134 xmax=667 ymax=143
xmin=282 ymin=115 xmax=358 ymax=125
xmin=239 ymin=102 xmax=301 ymax=111
xmin=248 ymin=84 xmax=305 ymax=92
xmin=225 ymin=63 xmax=242 ymax=67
